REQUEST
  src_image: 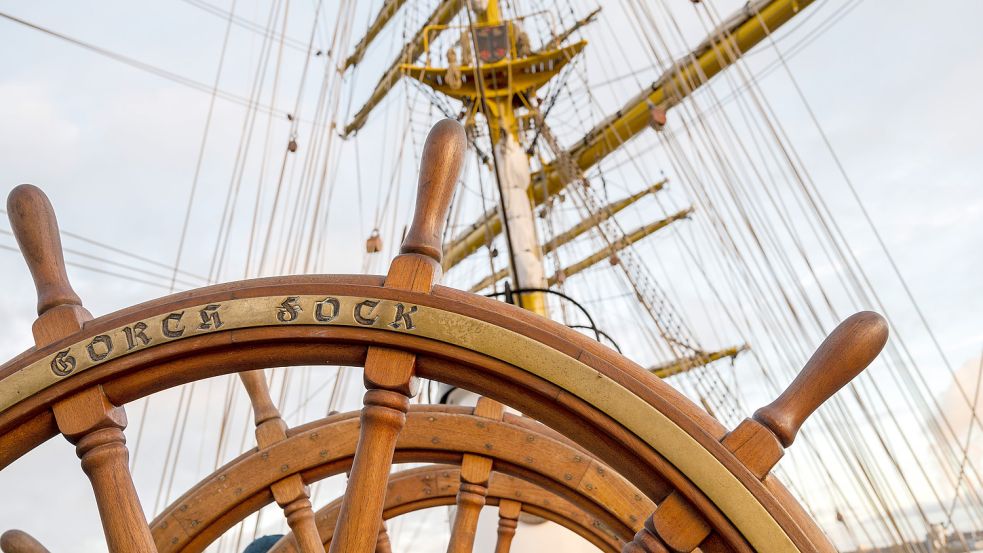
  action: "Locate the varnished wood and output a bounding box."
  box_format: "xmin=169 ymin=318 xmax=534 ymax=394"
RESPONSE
xmin=374 ymin=522 xmax=391 ymax=553
xmin=6 ymin=185 xmax=92 ymax=347
xmin=30 ymin=304 xmax=92 ymax=348
xmin=0 ymin=293 xmax=755 ymax=552
xmin=721 ymin=418 xmax=784 ymax=480
xmin=268 ymin=465 xmax=624 ymax=553
xmin=753 ymin=311 xmax=888 ymax=447
xmin=362 ymin=348 xmax=418 ymax=396
xmin=447 ymin=397 xmax=502 ymax=553
xmin=0 ymin=294 xmax=761 ymax=552
xmin=447 ymin=457 xmax=492 ymax=553
xmin=384 ymin=254 xmax=442 ymax=294
xmin=622 ymin=518 xmax=670 ymax=553
xmin=330 ymin=331 xmax=418 ymax=553
xmin=648 ymin=494 xmax=710 ymax=552
xmin=277 ymin=493 xmax=322 ymax=553
xmin=331 ymin=120 xmax=466 ymax=553
xmin=400 ymin=118 xmax=467 ymax=262
xmin=240 ymin=370 xmax=283 ymax=436
xmin=6 ymin=184 xmax=84 ymax=315
xmin=329 ymin=388 xmax=409 ymax=553
xmin=0 ymin=121 xmax=871 ymax=553
xmin=473 ymin=396 xmax=506 ymax=421
xmin=624 ymin=312 xmax=888 ymax=553
xmin=150 ymin=407 xmax=649 ymax=553
xmin=52 ymin=386 xmax=155 ymax=553
xmin=0 ymin=271 xmax=853 ymax=553
xmin=699 ymin=534 xmax=733 ymax=553
xmin=0 ymin=531 xmax=50 ymax=553
xmin=494 ymin=499 xmax=521 ymax=553
xmin=239 ymin=369 xmax=323 ymax=553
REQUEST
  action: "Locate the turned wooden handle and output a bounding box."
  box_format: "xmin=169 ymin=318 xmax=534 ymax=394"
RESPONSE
xmin=400 ymin=119 xmax=466 ymax=262
xmin=754 ymin=311 xmax=888 ymax=447
xmin=7 ymin=184 xmax=83 ymax=315
xmin=0 ymin=530 xmax=50 ymax=553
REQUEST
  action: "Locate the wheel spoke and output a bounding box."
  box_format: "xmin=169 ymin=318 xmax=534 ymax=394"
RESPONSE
xmin=240 ymin=369 xmax=323 ymax=553
xmin=447 ymin=398 xmax=503 ymax=553
xmin=330 ymin=119 xmax=465 ymax=553
xmin=493 ymin=499 xmax=521 ymax=553
xmin=375 ymin=521 xmax=392 ymax=553
xmin=53 ymin=387 xmax=156 ymax=553
xmin=7 ymin=185 xmax=156 ymax=552
xmin=446 ymin=457 xmax=489 ymax=553
xmin=329 ymin=358 xmax=413 ymax=553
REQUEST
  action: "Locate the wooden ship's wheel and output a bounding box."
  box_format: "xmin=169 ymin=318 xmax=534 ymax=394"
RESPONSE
xmin=0 ymin=120 xmax=888 ymax=553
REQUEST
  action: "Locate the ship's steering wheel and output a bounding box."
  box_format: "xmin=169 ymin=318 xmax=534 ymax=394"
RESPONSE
xmin=0 ymin=120 xmax=887 ymax=553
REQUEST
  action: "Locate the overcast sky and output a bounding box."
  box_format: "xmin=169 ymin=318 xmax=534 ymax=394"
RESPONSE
xmin=1 ymin=1 xmax=982 ymax=551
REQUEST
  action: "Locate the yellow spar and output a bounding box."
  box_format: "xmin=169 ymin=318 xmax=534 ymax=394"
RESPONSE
xmin=442 ymin=0 xmax=815 ymax=270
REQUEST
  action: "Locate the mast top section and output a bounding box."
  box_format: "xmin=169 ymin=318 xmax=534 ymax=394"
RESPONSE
xmin=440 ymin=0 xmax=816 ymax=270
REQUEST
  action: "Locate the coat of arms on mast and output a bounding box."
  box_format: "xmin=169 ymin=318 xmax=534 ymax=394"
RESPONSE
xmin=475 ymin=24 xmax=509 ymax=63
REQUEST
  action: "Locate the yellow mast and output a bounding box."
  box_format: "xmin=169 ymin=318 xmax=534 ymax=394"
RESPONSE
xmin=474 ymin=0 xmax=544 ymax=313
xmin=343 ymin=0 xmax=409 ymax=70
xmin=345 ymin=0 xmax=465 ymax=136
xmin=397 ymin=0 xmax=585 ymax=314
xmin=343 ymin=0 xmax=812 ymax=365
xmin=546 ymin=208 xmax=694 ymax=286
xmin=650 ymin=345 xmax=749 ymax=379
xmin=466 ymin=181 xmax=668 ymax=293
xmin=442 ymin=0 xmax=815 ymax=271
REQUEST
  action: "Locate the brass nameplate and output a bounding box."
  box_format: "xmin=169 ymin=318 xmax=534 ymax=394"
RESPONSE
xmin=0 ymin=296 xmax=422 ymax=413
